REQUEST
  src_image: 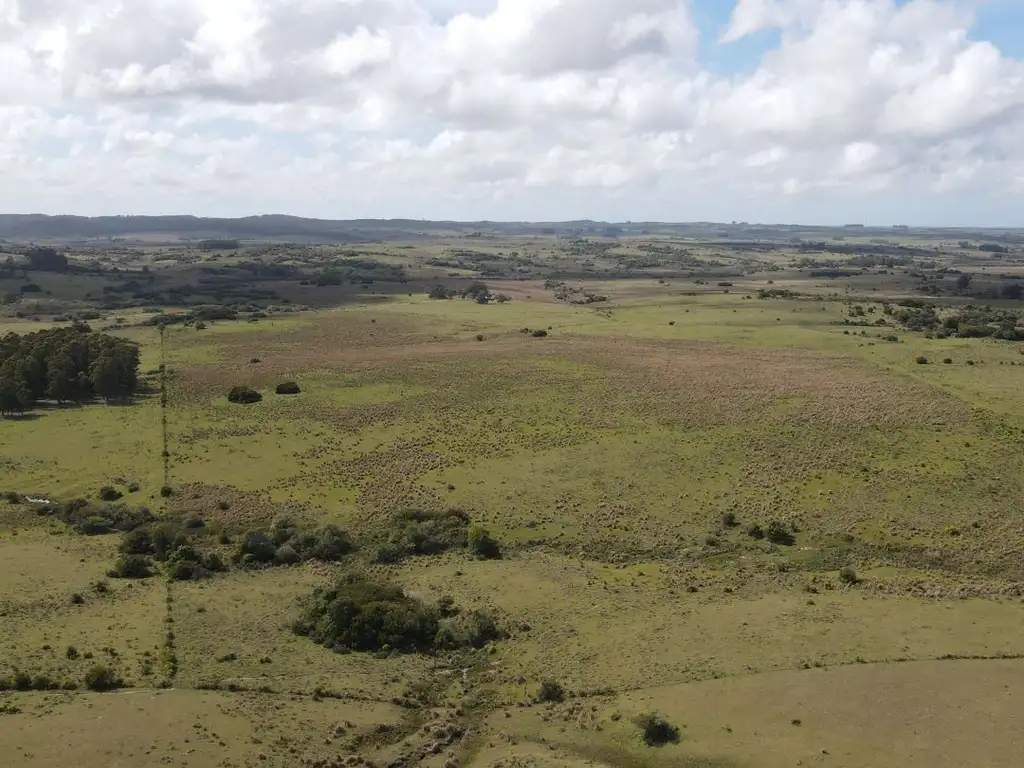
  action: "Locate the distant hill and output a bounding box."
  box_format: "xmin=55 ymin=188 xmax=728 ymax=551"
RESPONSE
xmin=0 ymin=214 xmax=1020 ymax=245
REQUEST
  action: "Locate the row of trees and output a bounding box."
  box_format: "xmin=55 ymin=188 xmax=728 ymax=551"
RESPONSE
xmin=0 ymin=326 xmax=140 ymax=414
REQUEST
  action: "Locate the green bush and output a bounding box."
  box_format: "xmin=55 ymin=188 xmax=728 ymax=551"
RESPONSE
xmin=765 ymin=520 xmax=795 ymax=546
xmin=746 ymin=523 xmax=764 ymax=540
xmin=83 ymin=665 xmax=121 ymax=692
xmin=376 ymin=509 xmax=470 ymax=563
xmin=435 ymin=609 xmax=503 ymax=650
xmin=235 ymin=531 xmax=276 ymax=564
xmin=839 ymin=566 xmax=859 ymax=584
xmin=538 ymin=679 xmax=565 ymax=703
xmin=120 ymin=528 xmax=153 ymax=555
xmin=915 ymin=356 xmax=929 ymax=365
xmin=635 ymin=712 xmax=680 ymax=746
xmin=107 ymin=554 xmax=155 ymax=579
xmin=275 ymin=381 xmax=301 ymax=395
xmin=293 ymin=572 xmax=440 ymax=654
xmin=227 ymin=386 xmax=262 ymax=404
xmin=468 ymin=525 xmax=502 ymax=559
xmin=98 ymin=486 xmax=122 ymax=502
xmin=531 ymin=329 xmax=548 ymax=338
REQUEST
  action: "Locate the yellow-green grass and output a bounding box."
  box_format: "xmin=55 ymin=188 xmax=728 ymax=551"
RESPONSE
xmin=0 ymin=527 xmax=166 ymax=688
xmin=470 ymin=658 xmax=1024 ymax=768
xmin=398 ymin=552 xmax=1024 ymax=695
xmin=0 ymin=689 xmax=403 ymax=768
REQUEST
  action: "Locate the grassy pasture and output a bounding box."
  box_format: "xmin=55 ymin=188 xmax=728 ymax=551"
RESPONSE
xmin=3 ymin=270 xmax=1024 ymax=767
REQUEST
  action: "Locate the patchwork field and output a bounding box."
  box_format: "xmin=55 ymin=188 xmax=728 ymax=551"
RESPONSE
xmin=3 ymin=257 xmax=1024 ymax=767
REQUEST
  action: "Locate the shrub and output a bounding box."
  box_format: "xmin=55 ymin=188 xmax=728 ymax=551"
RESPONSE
xmin=99 ymin=486 xmax=122 ymax=502
xmin=227 ymin=386 xmax=262 ymax=404
xmin=765 ymin=520 xmax=795 ymax=546
xmin=943 ymin=358 xmax=953 ymax=364
xmin=721 ymin=512 xmax=738 ymax=528
xmin=3 ymin=491 xmax=21 ymax=504
xmin=531 ymin=329 xmax=548 ymax=338
xmin=746 ymin=523 xmax=765 ymax=540
xmin=475 ymin=334 xmax=485 ymax=342
xmin=839 ymin=566 xmax=859 ymax=584
xmin=275 ymin=544 xmax=300 ymax=565
xmin=160 ymin=485 xmax=174 ymax=498
xmin=376 ymin=509 xmax=470 ymax=563
xmin=293 ymin=572 xmax=441 ymax=654
xmin=108 ymin=554 xmax=155 ymax=579
xmin=538 ymin=679 xmax=565 ymax=703
xmin=468 ymin=525 xmax=501 ymax=559
xmin=635 ymin=712 xmax=681 ymax=746
xmin=83 ymin=665 xmax=121 ymax=692
xmin=66 ymin=646 xmax=79 ymax=660
xmin=435 ymin=609 xmax=503 ymax=650
xmin=120 ymin=528 xmax=153 ymax=555
xmin=915 ymin=356 xmax=929 ymax=365
xmin=235 ymin=531 xmax=277 ymax=564
xmin=275 ymin=381 xmax=301 ymax=395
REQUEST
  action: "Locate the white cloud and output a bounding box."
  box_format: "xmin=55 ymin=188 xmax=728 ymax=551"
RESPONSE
xmin=0 ymin=0 xmax=1022 ymax=223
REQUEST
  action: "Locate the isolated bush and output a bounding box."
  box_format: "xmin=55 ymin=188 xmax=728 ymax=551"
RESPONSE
xmin=293 ymin=571 xmax=441 ymax=654
xmin=83 ymin=665 xmax=121 ymax=692
xmin=531 ymin=329 xmax=548 ymax=338
xmin=2 ymin=491 xmax=20 ymax=504
xmin=746 ymin=523 xmax=765 ymax=540
xmin=160 ymin=485 xmax=174 ymax=498
xmin=468 ymin=525 xmax=502 ymax=559
xmin=721 ymin=512 xmax=738 ymax=528
xmin=765 ymin=520 xmax=795 ymax=546
xmin=108 ymin=554 xmax=155 ymax=579
xmin=227 ymin=386 xmax=262 ymax=404
xmin=475 ymin=334 xmax=485 ymax=342
xmin=275 ymin=381 xmax=301 ymax=395
xmin=538 ymin=679 xmax=565 ymax=703
xmin=839 ymin=566 xmax=859 ymax=585
xmin=915 ymin=356 xmax=929 ymax=365
xmin=635 ymin=712 xmax=681 ymax=746
xmin=98 ymin=486 xmax=122 ymax=502
xmin=943 ymin=358 xmax=953 ymax=364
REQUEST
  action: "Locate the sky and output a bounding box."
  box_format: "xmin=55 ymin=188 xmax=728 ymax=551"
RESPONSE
xmin=1 ymin=0 xmax=1023 ymax=226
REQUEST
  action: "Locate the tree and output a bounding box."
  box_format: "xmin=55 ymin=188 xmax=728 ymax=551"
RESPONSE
xmin=0 ymin=369 xmax=31 ymax=415
xmin=955 ymin=273 xmax=972 ymax=292
xmin=46 ymin=353 xmax=78 ymax=403
xmin=90 ymin=353 xmax=124 ymax=402
xmin=25 ymin=246 xmax=69 ymax=272
xmin=1000 ymin=283 xmax=1023 ymax=301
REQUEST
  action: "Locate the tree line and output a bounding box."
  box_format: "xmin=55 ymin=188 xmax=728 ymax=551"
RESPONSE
xmin=0 ymin=326 xmax=141 ymax=414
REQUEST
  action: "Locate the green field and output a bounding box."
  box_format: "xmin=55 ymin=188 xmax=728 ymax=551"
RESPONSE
xmin=3 ymin=236 xmax=1024 ymax=767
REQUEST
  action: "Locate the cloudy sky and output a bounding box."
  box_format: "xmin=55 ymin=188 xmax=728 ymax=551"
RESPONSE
xmin=1 ymin=0 xmax=1022 ymax=225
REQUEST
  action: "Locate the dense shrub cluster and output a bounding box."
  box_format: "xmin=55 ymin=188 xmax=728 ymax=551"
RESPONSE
xmin=293 ymin=571 xmax=501 ymax=655
xmin=36 ymin=498 xmax=154 ymax=535
xmin=107 ymin=554 xmax=155 ymax=579
xmin=0 ymin=326 xmax=141 ymax=413
xmin=375 ymin=509 xmax=470 ymax=563
xmin=235 ymin=518 xmax=354 ymax=567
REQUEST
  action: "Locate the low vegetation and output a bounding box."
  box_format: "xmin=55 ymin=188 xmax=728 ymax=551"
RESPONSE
xmin=292 ymin=571 xmax=502 ymax=654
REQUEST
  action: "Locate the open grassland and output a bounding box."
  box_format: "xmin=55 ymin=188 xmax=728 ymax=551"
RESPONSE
xmin=3 ymin=277 xmax=1024 ymax=767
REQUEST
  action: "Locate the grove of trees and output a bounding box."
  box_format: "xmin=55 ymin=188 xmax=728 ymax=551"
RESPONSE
xmin=0 ymin=326 xmax=141 ymax=414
